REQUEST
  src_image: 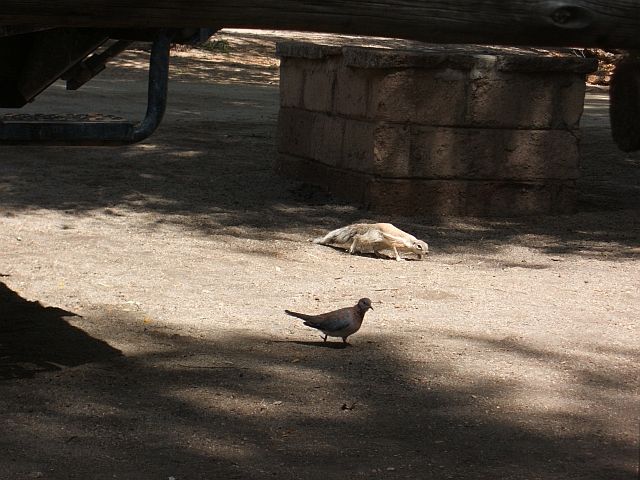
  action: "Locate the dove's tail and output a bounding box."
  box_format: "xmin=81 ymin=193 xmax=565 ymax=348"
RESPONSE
xmin=284 ymin=309 xmax=316 ymax=321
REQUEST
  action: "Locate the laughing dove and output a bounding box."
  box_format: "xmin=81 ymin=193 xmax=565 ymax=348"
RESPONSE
xmin=285 ymin=298 xmax=373 ymax=345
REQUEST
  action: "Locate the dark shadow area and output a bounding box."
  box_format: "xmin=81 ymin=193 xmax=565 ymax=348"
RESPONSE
xmin=579 ymin=90 xmax=640 ymax=213
xmin=0 ymin=314 xmax=635 ymax=479
xmin=452 ymin=331 xmax=637 ymax=396
xmin=0 ymin=282 xmax=122 ymax=380
xmin=288 ymin=339 xmax=350 ymax=349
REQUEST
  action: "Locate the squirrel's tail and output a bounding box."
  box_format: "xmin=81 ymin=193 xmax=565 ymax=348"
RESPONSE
xmin=313 ymin=225 xmax=355 ymax=245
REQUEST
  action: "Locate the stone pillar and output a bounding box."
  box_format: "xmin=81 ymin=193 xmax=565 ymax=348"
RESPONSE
xmin=276 ymin=42 xmax=597 ymax=216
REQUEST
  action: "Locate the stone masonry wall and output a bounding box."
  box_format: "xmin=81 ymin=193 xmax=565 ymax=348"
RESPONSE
xmin=276 ymin=42 xmax=598 ymax=216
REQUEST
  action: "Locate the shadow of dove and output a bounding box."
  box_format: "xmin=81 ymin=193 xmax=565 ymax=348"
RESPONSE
xmin=285 ymin=298 xmax=373 ymax=346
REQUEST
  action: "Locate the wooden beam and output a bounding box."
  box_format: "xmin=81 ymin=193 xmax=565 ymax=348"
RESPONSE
xmin=0 ymin=1 xmax=639 ymax=49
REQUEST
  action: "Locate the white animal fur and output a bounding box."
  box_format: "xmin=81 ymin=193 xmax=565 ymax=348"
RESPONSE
xmin=314 ymin=223 xmax=428 ymax=261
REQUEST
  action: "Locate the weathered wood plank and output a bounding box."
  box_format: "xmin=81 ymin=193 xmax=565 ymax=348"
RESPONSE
xmin=0 ymin=1 xmax=639 ymax=49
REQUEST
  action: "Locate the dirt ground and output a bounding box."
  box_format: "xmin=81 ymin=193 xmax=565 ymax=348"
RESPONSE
xmin=0 ymin=30 xmax=638 ymax=480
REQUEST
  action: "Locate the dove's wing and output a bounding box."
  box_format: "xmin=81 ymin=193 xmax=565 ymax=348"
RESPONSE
xmin=306 ymin=308 xmax=353 ymax=332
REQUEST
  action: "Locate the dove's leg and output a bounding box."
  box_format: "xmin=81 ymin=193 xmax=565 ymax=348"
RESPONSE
xmin=342 ymin=337 xmax=351 ymax=346
xmin=322 ymin=334 xmax=327 ymax=342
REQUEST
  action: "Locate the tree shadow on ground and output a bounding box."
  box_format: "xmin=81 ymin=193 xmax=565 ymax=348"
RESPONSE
xmin=0 ymin=281 xmax=122 ymax=380
xmin=0 ymin=306 xmax=636 ymax=479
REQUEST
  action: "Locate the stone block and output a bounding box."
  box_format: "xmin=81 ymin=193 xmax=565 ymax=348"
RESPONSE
xmin=458 ymin=181 xmax=578 ymax=216
xmin=309 ymin=115 xmax=345 ymax=166
xmin=342 ymin=46 xmax=478 ymax=70
xmin=276 ymin=42 xmax=591 ymax=216
xmin=342 ymin=120 xmax=375 ymax=172
xmin=333 ymin=67 xmax=372 ymax=119
xmin=366 ymin=179 xmax=578 ymax=216
xmin=370 ymin=69 xmax=468 ymax=124
xmin=410 ymin=127 xmax=580 ymax=180
xmin=342 ymin=120 xmax=413 ymax=176
xmin=276 ymin=108 xmax=316 ymax=158
xmin=303 ymin=67 xmax=336 ymax=113
xmin=372 ymin=124 xmax=411 ymax=177
xmin=276 ymin=42 xmax=342 ymax=60
xmin=277 ymin=154 xmax=577 ymax=216
xmin=560 ymin=78 xmax=588 ymax=127
xmin=279 ymin=59 xmax=305 ymax=109
xmin=494 ymin=55 xmax=598 ymax=74
xmin=467 ymin=72 xmax=587 ymax=129
xmin=497 ymin=129 xmax=580 ymax=180
xmin=366 ymin=179 xmax=466 ymax=216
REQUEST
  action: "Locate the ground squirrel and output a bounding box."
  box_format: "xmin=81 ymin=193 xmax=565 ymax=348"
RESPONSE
xmin=314 ymin=223 xmax=428 ymax=261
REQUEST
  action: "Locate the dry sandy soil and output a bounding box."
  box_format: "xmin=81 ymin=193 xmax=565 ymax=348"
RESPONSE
xmin=0 ymin=30 xmax=638 ymax=479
